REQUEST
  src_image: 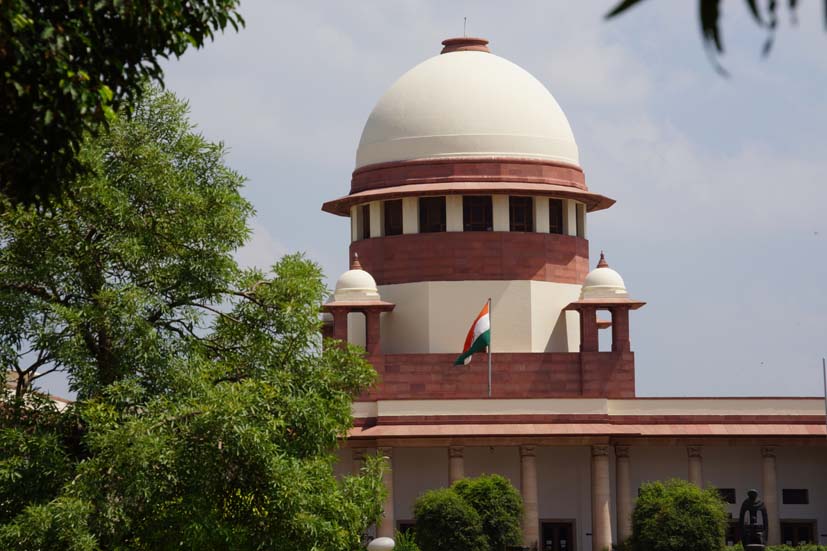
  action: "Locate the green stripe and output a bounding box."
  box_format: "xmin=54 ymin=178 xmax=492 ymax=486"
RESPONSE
xmin=453 ymin=330 xmax=490 ymax=366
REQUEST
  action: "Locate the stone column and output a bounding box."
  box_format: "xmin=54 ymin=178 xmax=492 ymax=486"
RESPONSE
xmin=762 ymin=446 xmax=780 ymax=545
xmin=615 ymin=446 xmax=632 ymax=543
xmin=365 ymin=310 xmax=382 ymax=357
xmin=448 ymin=446 xmax=465 ymax=484
xmin=687 ymin=446 xmax=703 ymax=487
xmin=332 ymin=310 xmax=348 ymax=342
xmin=351 ymin=448 xmax=365 ymax=476
xmin=520 ymin=445 xmax=539 ymax=550
xmin=610 ymin=306 xmax=631 ymax=352
xmin=377 ymin=447 xmax=395 ymax=538
xmin=580 ymin=306 xmax=599 ymax=352
xmin=591 ymin=445 xmax=612 ymax=551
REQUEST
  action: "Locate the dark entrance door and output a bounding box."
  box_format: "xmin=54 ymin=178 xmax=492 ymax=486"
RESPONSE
xmin=541 ymin=521 xmax=575 ymax=551
xmin=781 ymin=521 xmax=816 ymax=546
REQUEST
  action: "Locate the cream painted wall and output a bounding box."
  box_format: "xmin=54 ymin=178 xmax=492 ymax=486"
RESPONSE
xmin=378 ymin=280 xmax=582 ymax=353
xmin=393 ymin=447 xmax=450 ymax=522
xmin=446 ymin=195 xmax=463 ymax=232
xmin=628 ymin=446 xmax=686 ymax=492
xmin=465 ymin=446 xmax=521 ymax=489
xmin=776 ymin=447 xmax=827 ymax=545
xmin=704 ymin=445 xmax=763 ymax=542
xmin=530 ymin=280 xmax=582 ymax=352
xmin=536 ymin=446 xmax=593 ymax=551
xmin=347 ymin=311 xmax=366 ymax=347
xmin=493 ymin=195 xmax=509 ymax=231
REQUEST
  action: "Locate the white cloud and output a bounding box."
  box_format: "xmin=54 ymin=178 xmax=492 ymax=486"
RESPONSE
xmin=235 ymin=219 xmax=287 ymax=270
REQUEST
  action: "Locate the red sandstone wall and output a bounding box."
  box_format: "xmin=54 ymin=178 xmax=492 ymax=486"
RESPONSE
xmin=351 ymin=232 xmax=590 ymax=285
xmin=360 ymin=351 xmax=635 ymax=400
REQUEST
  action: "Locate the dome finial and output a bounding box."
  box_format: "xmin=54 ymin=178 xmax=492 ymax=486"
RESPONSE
xmin=351 ymin=252 xmax=362 ymax=271
xmin=597 ymin=251 xmax=609 ymax=269
xmin=441 ymin=37 xmax=490 ymax=54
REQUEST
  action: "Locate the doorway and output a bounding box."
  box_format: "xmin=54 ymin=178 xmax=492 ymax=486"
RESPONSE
xmin=541 ymin=521 xmax=576 ymax=551
xmin=781 ymin=520 xmax=817 ymax=546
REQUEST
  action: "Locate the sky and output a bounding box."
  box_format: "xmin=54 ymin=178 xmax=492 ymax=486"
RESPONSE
xmin=37 ymin=1 xmax=827 ymax=398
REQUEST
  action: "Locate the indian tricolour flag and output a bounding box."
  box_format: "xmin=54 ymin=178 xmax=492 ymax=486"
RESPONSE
xmin=454 ymin=300 xmax=491 ymax=365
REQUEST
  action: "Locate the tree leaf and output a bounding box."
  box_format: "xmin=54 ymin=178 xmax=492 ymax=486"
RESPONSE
xmin=604 ymin=0 xmax=650 ymax=19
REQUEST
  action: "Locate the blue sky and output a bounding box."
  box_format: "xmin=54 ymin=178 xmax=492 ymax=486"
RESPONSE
xmin=37 ymin=1 xmax=827 ymax=398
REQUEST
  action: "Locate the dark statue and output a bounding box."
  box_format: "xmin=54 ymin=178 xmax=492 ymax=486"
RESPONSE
xmin=739 ymin=489 xmax=768 ymax=550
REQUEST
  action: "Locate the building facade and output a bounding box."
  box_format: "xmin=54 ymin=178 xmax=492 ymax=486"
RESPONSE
xmin=321 ymin=37 xmax=827 ymax=551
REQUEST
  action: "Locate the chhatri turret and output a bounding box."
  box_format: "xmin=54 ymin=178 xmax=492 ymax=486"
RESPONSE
xmin=322 ymin=37 xmax=643 ymax=398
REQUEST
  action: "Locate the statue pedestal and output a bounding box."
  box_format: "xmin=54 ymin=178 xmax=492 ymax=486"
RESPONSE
xmin=745 ymin=544 xmax=766 ymax=551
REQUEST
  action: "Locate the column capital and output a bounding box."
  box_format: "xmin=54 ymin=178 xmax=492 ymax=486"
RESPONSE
xmin=761 ymin=446 xmax=777 ymax=458
xmin=448 ymin=446 xmax=464 ymax=459
xmin=615 ymin=445 xmax=630 ymax=459
xmin=591 ymin=444 xmax=610 ymax=457
xmin=519 ymin=444 xmax=536 ymax=457
xmin=687 ymin=445 xmax=703 ymax=458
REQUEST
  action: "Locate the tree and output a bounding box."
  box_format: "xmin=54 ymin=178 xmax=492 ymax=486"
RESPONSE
xmin=0 ymin=0 xmax=243 ymax=205
xmin=452 ymin=475 xmax=523 ymax=551
xmin=606 ymin=0 xmax=825 ymax=74
xmin=629 ymin=479 xmax=728 ymax=551
xmin=0 ymin=88 xmax=384 ymax=549
xmin=413 ymin=488 xmax=488 ymax=551
xmin=0 ymin=85 xmax=251 ymax=399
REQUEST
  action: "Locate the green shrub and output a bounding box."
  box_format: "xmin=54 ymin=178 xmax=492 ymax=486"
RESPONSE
xmin=630 ymin=479 xmax=727 ymax=551
xmin=452 ymin=474 xmax=523 ymax=551
xmin=727 ymin=546 xmax=827 ymax=551
xmin=394 ymin=530 xmax=421 ymax=551
xmin=413 ymin=488 xmax=488 ymax=551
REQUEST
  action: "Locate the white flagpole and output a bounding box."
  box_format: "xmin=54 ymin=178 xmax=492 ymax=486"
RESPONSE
xmin=488 ymin=297 xmax=492 ymax=398
xmin=822 ymin=358 xmax=826 ymax=440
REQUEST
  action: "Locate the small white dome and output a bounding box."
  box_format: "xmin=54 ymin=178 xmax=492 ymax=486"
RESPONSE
xmin=334 ymin=257 xmax=380 ymax=302
xmin=580 ymin=253 xmax=629 ymax=300
xmin=355 ymin=39 xmax=579 ymax=169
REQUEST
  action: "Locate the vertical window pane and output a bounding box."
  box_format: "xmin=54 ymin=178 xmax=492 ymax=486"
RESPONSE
xmin=576 ymin=203 xmax=585 ymax=238
xmin=462 ymin=195 xmax=492 ymax=231
xmin=509 ymin=196 xmax=533 ymax=232
xmin=549 ymin=199 xmax=564 ymax=234
xmin=383 ymin=199 xmax=403 ymax=236
xmin=419 ymin=197 xmax=446 ymax=233
xmin=361 ymin=204 xmax=371 ymax=240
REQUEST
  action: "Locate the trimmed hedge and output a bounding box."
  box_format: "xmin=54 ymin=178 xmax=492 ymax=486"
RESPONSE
xmin=630 ymin=479 xmax=727 ymax=551
xmin=413 ymin=488 xmax=488 ymax=551
xmin=452 ymin=474 xmax=523 ymax=551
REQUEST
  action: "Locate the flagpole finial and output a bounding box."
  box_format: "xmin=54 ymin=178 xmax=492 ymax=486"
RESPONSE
xmin=597 ymin=251 xmax=609 ymax=268
xmin=351 ymin=252 xmax=362 ymax=270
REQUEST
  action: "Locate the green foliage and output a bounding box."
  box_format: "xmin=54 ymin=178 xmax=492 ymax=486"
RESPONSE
xmin=0 ymin=85 xmax=252 ymax=398
xmin=0 ymin=395 xmax=74 ymax=524
xmin=414 ymin=488 xmax=488 ymax=551
xmin=0 ymin=0 xmax=243 ymax=204
xmin=727 ymin=546 xmax=827 ymax=551
xmin=452 ymin=474 xmax=523 ymax=551
xmin=393 ymin=530 xmax=422 ymax=551
xmin=630 ymin=479 xmax=728 ymax=551
xmin=0 ymin=88 xmax=384 ymax=549
xmin=605 ymin=0 xmax=820 ymax=73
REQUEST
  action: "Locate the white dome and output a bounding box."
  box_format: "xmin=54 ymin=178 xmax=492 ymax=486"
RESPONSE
xmin=580 ymin=253 xmax=628 ymax=300
xmin=334 ymin=266 xmax=380 ymax=302
xmin=356 ymin=47 xmax=579 ymax=169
